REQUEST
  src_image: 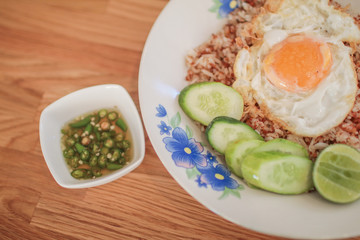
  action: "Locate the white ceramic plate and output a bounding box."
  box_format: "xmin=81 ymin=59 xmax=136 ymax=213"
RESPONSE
xmin=139 ymin=1 xmax=360 ymax=239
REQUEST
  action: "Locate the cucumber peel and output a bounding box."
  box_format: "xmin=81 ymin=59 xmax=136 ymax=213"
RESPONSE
xmin=205 ymin=116 xmax=263 ymax=154
xmin=225 ymin=139 xmax=264 ymax=178
xmin=251 ymin=138 xmax=309 ymax=158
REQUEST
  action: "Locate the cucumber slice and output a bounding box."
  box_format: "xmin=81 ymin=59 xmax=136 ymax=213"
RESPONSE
xmin=251 ymin=138 xmax=309 ymax=158
xmin=179 ymin=82 xmax=243 ymax=126
xmin=205 ymin=116 xmax=263 ymax=154
xmin=242 ymin=152 xmax=314 ymax=194
xmin=225 ymin=139 xmax=264 ymax=178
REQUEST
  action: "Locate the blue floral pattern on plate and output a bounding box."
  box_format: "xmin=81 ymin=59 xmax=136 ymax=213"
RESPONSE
xmin=156 ymin=104 xmax=244 ymax=199
xmin=209 ymin=0 xmax=241 ymax=18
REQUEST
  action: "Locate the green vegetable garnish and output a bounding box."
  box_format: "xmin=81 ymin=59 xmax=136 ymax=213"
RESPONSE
xmin=61 ymin=109 xmax=132 ymax=180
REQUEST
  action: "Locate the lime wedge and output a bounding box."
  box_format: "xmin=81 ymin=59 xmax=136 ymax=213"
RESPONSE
xmin=313 ymin=144 xmax=360 ymax=204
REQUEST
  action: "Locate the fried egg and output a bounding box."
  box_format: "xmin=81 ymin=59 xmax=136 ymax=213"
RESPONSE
xmin=233 ymin=0 xmax=360 ymax=137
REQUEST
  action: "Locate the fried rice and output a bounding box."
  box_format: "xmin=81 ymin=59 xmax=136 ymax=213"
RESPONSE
xmin=184 ymin=0 xmax=360 ymax=160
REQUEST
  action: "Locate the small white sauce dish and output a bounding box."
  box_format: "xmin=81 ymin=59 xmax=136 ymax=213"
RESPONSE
xmin=39 ymin=84 xmax=145 ymax=189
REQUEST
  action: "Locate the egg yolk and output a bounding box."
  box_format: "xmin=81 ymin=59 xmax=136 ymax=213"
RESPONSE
xmin=263 ymin=35 xmax=333 ymax=92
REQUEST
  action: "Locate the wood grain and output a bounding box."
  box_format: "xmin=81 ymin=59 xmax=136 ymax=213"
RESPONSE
xmin=0 ymin=0 xmax=359 ymax=239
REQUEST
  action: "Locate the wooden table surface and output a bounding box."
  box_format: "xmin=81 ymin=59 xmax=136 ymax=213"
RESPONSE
xmin=0 ymin=1 xmax=358 ymax=239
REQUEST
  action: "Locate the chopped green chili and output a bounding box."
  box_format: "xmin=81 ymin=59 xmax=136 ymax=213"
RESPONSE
xmin=114 ymin=133 xmax=124 ymax=142
xmin=107 ymin=163 xmax=123 ymax=170
xmin=122 ymin=140 xmax=131 ymax=150
xmin=91 ymin=167 xmax=102 ymax=177
xmin=89 ymin=155 xmax=98 ymax=167
xmin=61 ymin=108 xmax=132 ymax=180
xmin=104 ymin=138 xmax=114 ymax=148
xmin=71 ymin=169 xmax=86 ymax=179
xmin=92 ymin=143 xmax=100 ymax=153
xmin=115 ymin=118 xmax=127 ymax=131
xmin=68 ymin=156 xmax=79 ymax=168
xmin=69 ymin=116 xmax=91 ymax=128
xmin=98 ymin=109 xmax=107 ymax=118
xmin=84 ymin=123 xmax=93 ymax=134
xmin=101 ymin=147 xmax=110 ymax=155
xmin=80 ymin=149 xmax=90 ymax=161
xmin=84 ymin=169 xmax=93 ymax=179
xmin=112 ymin=149 xmax=122 ymax=161
xmin=65 ymin=137 xmax=76 ymax=147
xmin=108 ymin=111 xmax=118 ymax=121
xmin=75 ymin=143 xmax=85 ymax=153
xmin=63 ymin=148 xmax=75 ymax=158
xmin=101 ymin=132 xmax=111 ymax=140
xmin=94 ymin=127 xmax=101 ymax=140
xmin=98 ymin=154 xmax=107 ymax=168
